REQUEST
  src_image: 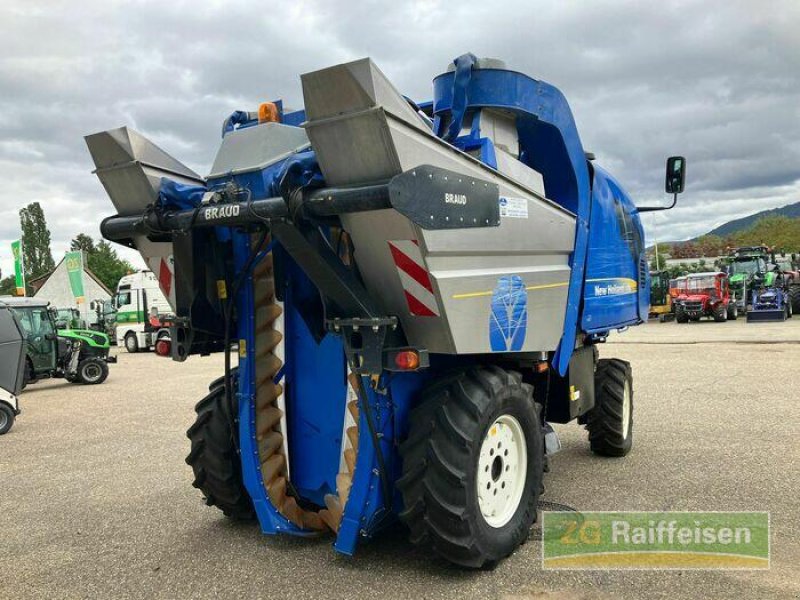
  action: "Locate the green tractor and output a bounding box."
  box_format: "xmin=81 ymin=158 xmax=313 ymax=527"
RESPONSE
xmin=725 ymin=246 xmax=772 ymax=314
xmin=1 ymin=297 xmax=115 ymax=387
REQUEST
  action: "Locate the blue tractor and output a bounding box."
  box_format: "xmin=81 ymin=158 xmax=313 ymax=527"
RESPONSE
xmin=87 ymin=54 xmax=684 ymax=568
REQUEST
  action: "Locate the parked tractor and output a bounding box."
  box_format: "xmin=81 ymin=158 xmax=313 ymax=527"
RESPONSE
xmin=775 ymin=253 xmax=800 ymax=314
xmin=1 ymin=297 xmax=115 ymax=386
xmin=0 ymin=300 xmax=25 ymax=434
xmin=88 ymin=55 xmax=684 ymax=568
xmin=726 ymin=246 xmax=771 ymax=314
xmin=649 ymin=270 xmax=673 ymax=321
xmin=675 ymin=272 xmax=735 ymax=322
xmin=746 ymin=261 xmax=792 ymax=322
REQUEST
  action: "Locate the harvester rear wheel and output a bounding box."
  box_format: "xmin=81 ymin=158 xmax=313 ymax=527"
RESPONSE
xmin=585 ymin=359 xmax=633 ymax=457
xmin=186 ymin=377 xmax=255 ymax=520
xmin=398 ymin=366 xmax=543 ymax=569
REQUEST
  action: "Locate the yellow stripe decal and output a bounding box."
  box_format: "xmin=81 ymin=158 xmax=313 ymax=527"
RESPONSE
xmin=452 ymin=281 xmax=569 ymax=300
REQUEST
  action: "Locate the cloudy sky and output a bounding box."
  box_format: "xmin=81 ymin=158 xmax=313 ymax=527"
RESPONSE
xmin=1 ymin=0 xmax=798 ymax=278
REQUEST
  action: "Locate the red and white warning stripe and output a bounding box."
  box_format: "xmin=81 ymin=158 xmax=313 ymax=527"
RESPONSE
xmin=387 ymin=240 xmax=440 ymax=317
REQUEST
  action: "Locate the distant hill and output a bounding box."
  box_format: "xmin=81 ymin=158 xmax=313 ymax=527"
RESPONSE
xmin=703 ymin=201 xmax=800 ymax=238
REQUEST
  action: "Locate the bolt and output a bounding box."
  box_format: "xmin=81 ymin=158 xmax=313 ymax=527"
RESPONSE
xmin=372 ymin=468 xmax=380 ymax=475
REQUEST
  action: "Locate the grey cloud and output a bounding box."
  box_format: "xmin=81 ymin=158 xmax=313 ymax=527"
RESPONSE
xmin=1 ymin=0 xmax=798 ymax=277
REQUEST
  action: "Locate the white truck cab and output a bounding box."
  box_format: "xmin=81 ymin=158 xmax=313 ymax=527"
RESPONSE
xmin=112 ymin=270 xmax=173 ymax=352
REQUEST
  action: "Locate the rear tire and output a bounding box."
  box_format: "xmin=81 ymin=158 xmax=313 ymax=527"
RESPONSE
xmin=713 ymin=303 xmax=727 ymax=322
xmin=0 ymin=403 xmax=15 ymax=435
xmin=727 ymin=303 xmax=738 ymax=320
xmin=398 ymin=366 xmax=543 ymax=569
xmin=124 ymin=333 xmax=139 ymax=353
xmin=789 ymin=286 xmax=800 ymax=315
xmin=585 ymin=359 xmax=633 ymax=457
xmin=186 ymin=376 xmax=255 ymax=520
xmin=76 ymin=357 xmax=109 ymax=384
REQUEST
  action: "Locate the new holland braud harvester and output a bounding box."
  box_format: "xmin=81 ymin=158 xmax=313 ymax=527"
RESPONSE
xmin=87 ymin=55 xmax=685 ymax=568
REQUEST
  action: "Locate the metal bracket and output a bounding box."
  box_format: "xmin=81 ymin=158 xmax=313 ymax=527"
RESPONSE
xmin=326 ymin=317 xmax=398 ymax=374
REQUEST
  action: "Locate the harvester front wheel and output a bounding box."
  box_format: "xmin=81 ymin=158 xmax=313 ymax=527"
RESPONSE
xmin=585 ymin=359 xmax=633 ymax=457
xmin=186 ymin=376 xmax=255 ymax=520
xmin=398 ymin=366 xmax=543 ymax=569
xmin=676 ymin=307 xmax=689 ymax=323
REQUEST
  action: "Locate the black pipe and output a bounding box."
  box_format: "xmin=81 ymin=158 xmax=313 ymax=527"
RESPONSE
xmin=100 ymin=183 xmax=392 ymax=243
xmin=304 ymin=183 xmax=391 ymax=216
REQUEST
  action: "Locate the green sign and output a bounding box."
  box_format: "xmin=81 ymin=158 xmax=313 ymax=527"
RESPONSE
xmin=11 ymin=240 xmax=25 ymax=296
xmin=65 ymin=251 xmax=85 ymax=304
xmin=542 ymin=511 xmax=769 ymax=570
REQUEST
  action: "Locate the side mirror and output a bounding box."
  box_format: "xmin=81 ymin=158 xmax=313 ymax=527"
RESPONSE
xmin=665 ymin=156 xmax=686 ymax=194
xmin=639 ymin=155 xmax=687 ymax=213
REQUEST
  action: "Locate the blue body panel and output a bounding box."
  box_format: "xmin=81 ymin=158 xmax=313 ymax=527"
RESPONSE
xmin=581 ymin=166 xmax=648 ymax=332
xmin=281 ymin=254 xmax=347 ymax=507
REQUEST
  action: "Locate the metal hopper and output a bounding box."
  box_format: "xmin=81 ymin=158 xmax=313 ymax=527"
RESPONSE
xmin=85 ymin=127 xmax=205 ymax=307
xmin=301 ymin=59 xmax=577 ymax=354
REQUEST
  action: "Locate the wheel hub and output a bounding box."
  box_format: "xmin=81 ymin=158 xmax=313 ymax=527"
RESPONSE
xmin=477 ymin=414 xmax=527 ymax=528
xmin=84 ymin=364 xmax=101 ymax=380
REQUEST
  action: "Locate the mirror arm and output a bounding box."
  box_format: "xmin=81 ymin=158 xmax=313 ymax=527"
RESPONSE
xmin=637 ymin=192 xmax=678 ymax=213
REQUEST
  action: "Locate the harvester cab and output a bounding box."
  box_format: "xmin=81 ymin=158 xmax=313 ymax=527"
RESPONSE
xmin=87 ymin=54 xmax=684 ymax=568
xmin=0 ymin=300 xmax=25 ymax=434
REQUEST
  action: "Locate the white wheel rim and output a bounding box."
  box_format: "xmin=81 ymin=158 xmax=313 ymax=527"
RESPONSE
xmin=622 ymin=381 xmax=631 ymax=440
xmin=477 ymin=414 xmax=527 ymax=528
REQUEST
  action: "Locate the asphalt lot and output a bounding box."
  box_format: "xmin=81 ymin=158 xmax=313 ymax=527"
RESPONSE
xmin=2 ymin=318 xmax=799 ymax=599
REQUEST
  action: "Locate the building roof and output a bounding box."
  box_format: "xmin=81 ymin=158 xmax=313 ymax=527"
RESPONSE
xmin=28 ymin=256 xmax=114 ymax=296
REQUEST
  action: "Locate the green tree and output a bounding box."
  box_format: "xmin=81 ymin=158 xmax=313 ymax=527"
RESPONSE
xmin=71 ymin=233 xmax=133 ymax=291
xmin=19 ymin=202 xmax=55 ymax=292
xmin=0 ymin=275 xmax=15 ymax=296
xmin=70 ymin=233 xmax=95 ymax=254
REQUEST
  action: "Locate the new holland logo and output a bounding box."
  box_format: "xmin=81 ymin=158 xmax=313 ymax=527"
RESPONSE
xmin=204 ymin=205 xmax=240 ymax=220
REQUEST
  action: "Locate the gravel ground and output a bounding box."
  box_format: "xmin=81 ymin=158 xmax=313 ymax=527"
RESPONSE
xmin=1 ymin=318 xmax=798 ymax=599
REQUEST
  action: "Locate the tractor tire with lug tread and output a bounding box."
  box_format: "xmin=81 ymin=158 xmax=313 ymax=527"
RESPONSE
xmin=124 ymin=333 xmax=139 ymax=353
xmin=186 ymin=377 xmax=255 ymax=521
xmin=0 ymin=403 xmax=15 ymax=435
xmin=76 ymin=357 xmax=109 ymax=385
xmin=585 ymin=359 xmax=633 ymax=457
xmin=398 ymin=366 xmax=544 ymax=569
xmin=789 ymin=286 xmax=800 ymax=315
xmin=727 ymin=302 xmax=738 ymax=320
xmin=712 ymin=303 xmax=727 ymax=322
xmin=676 ymin=307 xmax=689 ymax=323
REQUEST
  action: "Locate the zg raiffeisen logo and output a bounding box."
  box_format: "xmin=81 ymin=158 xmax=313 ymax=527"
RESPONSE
xmin=542 ymin=512 xmax=769 ymax=569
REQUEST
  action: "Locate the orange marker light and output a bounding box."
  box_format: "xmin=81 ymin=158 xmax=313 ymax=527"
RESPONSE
xmin=258 ymin=102 xmax=280 ymax=123
xmin=394 ymin=350 xmax=420 ymax=370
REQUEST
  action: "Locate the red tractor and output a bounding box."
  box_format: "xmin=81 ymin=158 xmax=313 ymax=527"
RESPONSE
xmin=675 ymin=272 xmax=736 ymax=323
